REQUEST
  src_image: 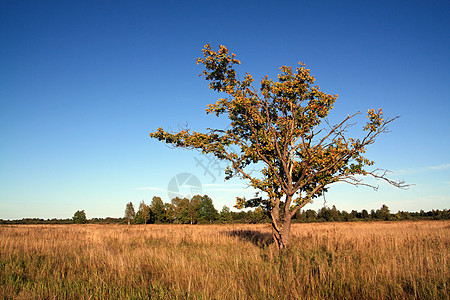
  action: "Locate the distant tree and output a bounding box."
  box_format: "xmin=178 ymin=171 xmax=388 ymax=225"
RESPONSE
xmin=305 ymin=209 xmax=317 ymax=222
xmin=402 ymin=211 xmax=412 ymax=220
xmin=134 ymin=211 xmax=143 ymax=224
xmin=232 ymin=210 xmax=251 ymax=223
xmin=197 ymin=195 xmax=219 ymax=223
xmin=164 ymin=203 xmax=176 ymax=223
xmin=150 ymin=196 xmax=166 ymax=223
xmin=317 ymin=206 xmax=338 ymax=222
xmin=430 ymin=209 xmax=444 ymax=220
xmin=172 ymin=197 xmax=191 ymax=224
xmin=137 ymin=200 xmax=151 ymax=224
xmin=124 ymin=202 xmax=135 ymax=225
xmin=361 ymin=209 xmax=369 ymax=219
xmin=73 ymin=210 xmax=87 ymax=224
xmin=220 ymin=206 xmax=233 ymax=223
xmin=150 ymin=44 xmax=407 ymax=249
xmin=393 ymin=211 xmax=403 ymax=220
xmin=341 ymin=210 xmax=350 ymax=222
xmin=294 ymin=209 xmax=305 ymax=222
xmin=378 ymin=204 xmax=391 ymax=221
xmin=250 ymin=207 xmax=269 ymax=223
xmin=317 ymin=207 xmax=328 ymax=222
xmin=189 ymin=195 xmax=203 ymax=224
xmin=330 ymin=205 xmax=340 ymax=221
xmin=237 ymin=210 xmax=255 ymax=223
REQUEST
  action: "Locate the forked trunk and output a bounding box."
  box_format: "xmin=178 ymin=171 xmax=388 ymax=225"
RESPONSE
xmin=271 ymin=196 xmax=294 ymax=250
xmin=272 ymin=215 xmax=293 ymax=250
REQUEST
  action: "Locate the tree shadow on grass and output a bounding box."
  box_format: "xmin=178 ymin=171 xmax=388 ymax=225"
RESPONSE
xmin=225 ymin=229 xmax=274 ymax=248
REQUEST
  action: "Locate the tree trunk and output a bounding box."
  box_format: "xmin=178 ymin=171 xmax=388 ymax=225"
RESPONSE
xmin=280 ymin=218 xmax=292 ymax=249
xmin=271 ymin=210 xmax=293 ymax=250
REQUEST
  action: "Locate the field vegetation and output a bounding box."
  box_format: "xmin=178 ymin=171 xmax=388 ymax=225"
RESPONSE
xmin=1 ymin=221 xmax=449 ymax=299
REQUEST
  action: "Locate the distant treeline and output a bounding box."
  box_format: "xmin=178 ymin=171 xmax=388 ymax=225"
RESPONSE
xmin=0 ymin=217 xmax=124 ymax=225
xmin=1 ymin=195 xmax=449 ymax=225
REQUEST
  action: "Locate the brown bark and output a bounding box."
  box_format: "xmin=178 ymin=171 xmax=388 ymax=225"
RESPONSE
xmin=280 ymin=218 xmax=292 ymax=249
xmin=271 ymin=207 xmax=293 ymax=250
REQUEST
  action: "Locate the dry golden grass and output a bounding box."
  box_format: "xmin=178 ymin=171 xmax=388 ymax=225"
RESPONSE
xmin=1 ymin=221 xmax=449 ymax=299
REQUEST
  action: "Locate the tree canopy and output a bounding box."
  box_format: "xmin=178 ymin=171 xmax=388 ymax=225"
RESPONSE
xmin=73 ymin=210 xmax=87 ymax=224
xmin=150 ymin=196 xmax=166 ymax=223
xmin=124 ymin=202 xmax=135 ymax=225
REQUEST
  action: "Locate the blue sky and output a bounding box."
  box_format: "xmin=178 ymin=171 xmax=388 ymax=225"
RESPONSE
xmin=1 ymin=0 xmax=449 ymax=219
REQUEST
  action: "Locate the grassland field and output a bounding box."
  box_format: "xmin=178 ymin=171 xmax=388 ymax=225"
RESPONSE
xmin=1 ymin=221 xmax=449 ymax=299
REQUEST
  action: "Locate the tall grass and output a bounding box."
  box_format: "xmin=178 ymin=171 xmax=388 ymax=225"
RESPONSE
xmin=1 ymin=221 xmax=448 ymax=299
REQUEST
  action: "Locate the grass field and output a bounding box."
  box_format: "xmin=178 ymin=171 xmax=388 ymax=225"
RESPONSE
xmin=1 ymin=221 xmax=449 ymax=299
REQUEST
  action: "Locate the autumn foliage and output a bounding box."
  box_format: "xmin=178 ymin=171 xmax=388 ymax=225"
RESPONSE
xmin=150 ymin=44 xmax=406 ymax=249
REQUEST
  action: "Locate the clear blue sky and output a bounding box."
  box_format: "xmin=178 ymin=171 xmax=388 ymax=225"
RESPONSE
xmin=1 ymin=0 xmax=449 ymax=219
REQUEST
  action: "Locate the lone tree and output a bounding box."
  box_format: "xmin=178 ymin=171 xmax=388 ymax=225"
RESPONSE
xmin=124 ymin=202 xmax=135 ymax=225
xmin=73 ymin=210 xmax=87 ymax=224
xmin=150 ymin=44 xmax=407 ymax=250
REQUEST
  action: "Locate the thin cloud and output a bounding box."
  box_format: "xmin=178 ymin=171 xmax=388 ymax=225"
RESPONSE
xmin=427 ymin=163 xmax=450 ymax=170
xmin=136 ymin=187 xmax=165 ymax=191
xmin=204 ymin=187 xmax=257 ymax=192
xmin=391 ymin=168 xmax=415 ymax=175
xmin=203 ymin=183 xmax=248 ymax=187
xmin=202 ymin=183 xmax=257 ymax=193
xmin=204 ymin=187 xmax=257 ymax=193
xmin=392 ymin=163 xmax=450 ymax=175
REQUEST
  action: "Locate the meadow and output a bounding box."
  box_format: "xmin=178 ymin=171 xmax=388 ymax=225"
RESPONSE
xmin=1 ymin=221 xmax=448 ymax=299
